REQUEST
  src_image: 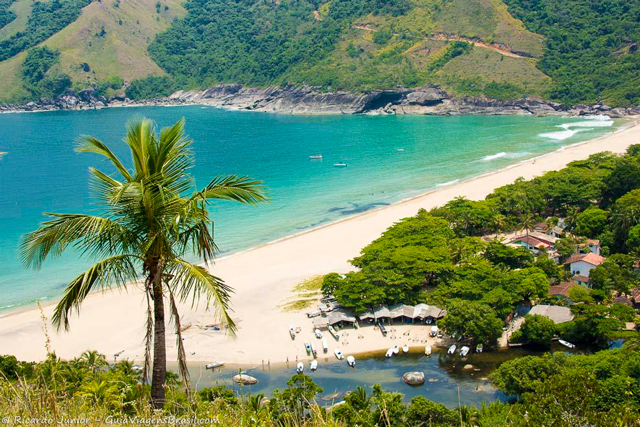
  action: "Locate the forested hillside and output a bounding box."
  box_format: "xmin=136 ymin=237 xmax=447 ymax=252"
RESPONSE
xmin=0 ymin=0 xmax=638 ymax=107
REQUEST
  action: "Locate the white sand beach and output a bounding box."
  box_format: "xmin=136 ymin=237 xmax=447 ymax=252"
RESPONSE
xmin=1 ymin=119 xmax=639 ymax=366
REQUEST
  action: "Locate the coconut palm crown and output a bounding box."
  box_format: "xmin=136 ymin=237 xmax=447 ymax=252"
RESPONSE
xmin=20 ymin=117 xmax=266 ymax=408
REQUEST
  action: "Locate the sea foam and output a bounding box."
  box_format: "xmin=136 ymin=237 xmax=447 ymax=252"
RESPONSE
xmin=436 ymin=179 xmax=460 ymax=187
xmin=481 ymin=152 xmax=508 ymax=161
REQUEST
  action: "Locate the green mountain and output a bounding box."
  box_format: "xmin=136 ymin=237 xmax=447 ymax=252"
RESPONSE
xmin=0 ymin=0 xmax=639 ymax=107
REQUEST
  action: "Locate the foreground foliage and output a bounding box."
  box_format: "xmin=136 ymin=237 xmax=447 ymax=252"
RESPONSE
xmin=2 ymin=343 xmax=640 ymax=425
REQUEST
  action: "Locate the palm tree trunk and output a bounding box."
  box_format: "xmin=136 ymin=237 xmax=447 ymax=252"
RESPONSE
xmin=150 ymin=263 xmax=167 ymax=409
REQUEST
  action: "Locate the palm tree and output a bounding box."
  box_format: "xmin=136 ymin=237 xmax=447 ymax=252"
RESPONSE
xmin=80 ymin=350 xmax=107 ymax=374
xmin=21 ymin=117 xmax=266 ymax=408
xmin=519 ymin=213 xmax=537 ymax=239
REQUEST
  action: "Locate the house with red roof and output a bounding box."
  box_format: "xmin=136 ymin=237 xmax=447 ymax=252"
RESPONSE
xmin=564 ymin=252 xmax=605 ymax=283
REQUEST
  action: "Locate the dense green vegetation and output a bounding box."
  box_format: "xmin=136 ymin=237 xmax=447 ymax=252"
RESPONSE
xmin=324 ymin=146 xmax=640 ymax=346
xmin=504 ymin=0 xmax=640 ymax=107
xmin=0 ymin=0 xmax=16 ymax=29
xmin=2 ymin=344 xmax=640 ymax=425
xmin=0 ymin=0 xmax=93 ymax=62
xmin=21 ymin=46 xmax=72 ymax=98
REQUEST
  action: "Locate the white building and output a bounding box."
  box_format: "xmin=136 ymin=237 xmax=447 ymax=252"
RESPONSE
xmin=565 ymin=252 xmax=605 ymax=279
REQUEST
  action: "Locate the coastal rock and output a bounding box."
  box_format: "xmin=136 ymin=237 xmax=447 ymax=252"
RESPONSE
xmin=402 ymin=371 xmax=425 ymax=386
xmin=464 ymin=364 xmax=474 ymax=370
xmin=232 ymin=374 xmax=259 ymax=385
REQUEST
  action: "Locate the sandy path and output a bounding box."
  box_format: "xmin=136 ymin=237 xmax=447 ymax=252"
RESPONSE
xmin=0 ymin=120 xmax=638 ymax=365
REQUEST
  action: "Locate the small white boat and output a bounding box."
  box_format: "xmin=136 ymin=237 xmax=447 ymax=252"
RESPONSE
xmin=310 ymin=155 xmax=323 ymax=160
xmin=430 ymin=326 xmax=438 ymax=337
xmin=476 ymin=344 xmax=483 ymax=353
xmin=205 ymin=362 xmax=224 ymax=370
xmin=132 ymin=364 xmax=144 ymax=372
xmin=314 ymin=329 xmax=323 ymax=339
xmin=346 ymin=355 xmax=356 ymax=367
xmin=425 ymin=345 xmax=432 ymax=356
xmin=311 ymin=343 xmax=318 ymax=358
xmin=559 ymin=339 xmax=575 ymax=349
xmin=333 ymin=162 xmax=348 ymax=168
xmin=402 ymin=344 xmax=409 ymax=353
xmin=296 ymin=362 xmax=304 ymax=373
xmin=305 ymin=342 xmax=311 ymax=355
xmin=385 ymin=348 xmax=394 ymax=358
xmin=310 ymin=360 xmax=318 ymax=371
xmin=289 ymin=326 xmax=296 ymax=340
xmin=393 ymin=345 xmax=399 ymax=355
xmin=334 ymin=348 xmax=344 ymax=360
xmin=328 ymin=325 xmax=340 ymax=340
xmin=447 ymin=344 xmax=457 ymax=355
xmin=322 ymin=338 xmax=328 ymax=353
xmin=460 ymin=346 xmax=470 ymax=357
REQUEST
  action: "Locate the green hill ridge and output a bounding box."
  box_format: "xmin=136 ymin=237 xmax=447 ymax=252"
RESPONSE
xmin=0 ymin=0 xmax=638 ymax=107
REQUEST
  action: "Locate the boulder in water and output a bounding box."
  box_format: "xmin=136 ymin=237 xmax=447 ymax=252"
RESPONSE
xmin=464 ymin=364 xmax=474 ymax=370
xmin=232 ymin=374 xmax=258 ymax=385
xmin=402 ymin=371 xmax=425 ymax=386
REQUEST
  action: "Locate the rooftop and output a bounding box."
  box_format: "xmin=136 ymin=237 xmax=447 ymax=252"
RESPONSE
xmin=565 ymin=252 xmax=605 ymax=266
xmin=549 ymin=281 xmax=583 ymax=298
xmin=528 ymin=304 xmax=574 ymax=324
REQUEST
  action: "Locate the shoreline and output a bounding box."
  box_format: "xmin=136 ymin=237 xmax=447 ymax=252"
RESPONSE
xmin=0 ymin=118 xmax=639 ymax=365
xmin=1 ymin=117 xmax=631 ymax=318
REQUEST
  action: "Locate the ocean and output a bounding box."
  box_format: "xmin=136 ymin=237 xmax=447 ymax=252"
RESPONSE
xmin=0 ymin=106 xmax=621 ymax=310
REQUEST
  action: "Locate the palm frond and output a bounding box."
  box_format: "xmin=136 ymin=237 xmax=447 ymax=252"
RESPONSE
xmin=21 ymin=214 xmax=136 ymax=269
xmin=195 ymin=175 xmax=268 ymax=205
xmin=52 ymin=255 xmax=140 ymax=330
xmin=76 ymin=136 xmax=132 ymax=181
xmin=168 ymin=259 xmax=236 ymax=335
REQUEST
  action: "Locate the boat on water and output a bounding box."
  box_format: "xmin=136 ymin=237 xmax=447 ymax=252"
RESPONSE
xmin=334 ymin=348 xmax=344 ymax=360
xmin=559 ymin=339 xmax=576 ymax=349
xmin=322 ymin=338 xmax=328 ymax=353
xmin=314 ymin=329 xmax=323 ymax=339
xmin=305 ymin=342 xmax=312 ymax=355
xmin=296 ymin=362 xmax=304 ymax=374
xmin=393 ymin=345 xmax=399 ymax=355
xmin=447 ymin=344 xmax=457 ymax=355
xmin=402 ymin=344 xmax=409 ymax=353
xmin=310 ymin=155 xmax=323 ymax=159
xmin=328 ymin=325 xmax=340 ymax=340
xmin=346 ymin=355 xmax=356 ymax=367
xmin=476 ymin=343 xmax=483 ymax=353
xmin=460 ymin=346 xmax=470 ymax=357
xmin=289 ymin=325 xmax=296 ymax=340
xmin=385 ymin=348 xmax=394 ymax=358
xmin=205 ymin=362 xmax=225 ymax=370
xmin=425 ymin=345 xmax=432 ymax=356
xmin=333 ymin=162 xmax=348 ymax=168
xmin=310 ymin=360 xmax=318 ymax=371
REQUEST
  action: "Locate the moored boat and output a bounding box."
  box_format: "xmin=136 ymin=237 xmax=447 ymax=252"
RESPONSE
xmin=305 ymin=342 xmax=311 ymax=355
xmin=205 ymin=362 xmax=224 ymax=370
xmin=393 ymin=345 xmax=399 ymax=355
xmin=447 ymin=344 xmax=457 ymax=355
xmin=289 ymin=326 xmax=296 ymax=340
xmin=310 ymin=155 xmax=323 ymax=159
xmin=334 ymin=348 xmax=344 ymax=360
xmin=328 ymin=325 xmax=340 ymax=340
xmin=311 ymin=343 xmax=318 ymax=358
xmin=346 ymin=355 xmax=355 ymax=367
xmin=425 ymin=345 xmax=432 ymax=356
xmin=385 ymin=348 xmax=394 ymax=358
xmin=310 ymin=360 xmax=318 ymax=371
xmin=322 ymin=337 xmax=328 ymax=353
xmin=559 ymin=339 xmax=575 ymax=349
xmin=314 ymin=329 xmax=323 ymax=339
xmin=460 ymin=346 xmax=470 ymax=357
xmin=296 ymin=362 xmax=304 ymax=373
xmin=333 ymin=162 xmax=348 ymax=167
xmin=430 ymin=326 xmax=438 ymax=337
xmin=402 ymin=344 xmax=409 ymax=353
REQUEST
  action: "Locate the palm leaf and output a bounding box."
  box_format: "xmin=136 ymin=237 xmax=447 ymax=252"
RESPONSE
xmin=195 ymin=174 xmax=268 ymax=205
xmin=76 ymin=136 xmax=132 ymax=181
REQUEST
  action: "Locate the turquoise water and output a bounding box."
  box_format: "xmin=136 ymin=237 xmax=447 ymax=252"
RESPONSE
xmin=0 ymin=106 xmax=621 ymax=309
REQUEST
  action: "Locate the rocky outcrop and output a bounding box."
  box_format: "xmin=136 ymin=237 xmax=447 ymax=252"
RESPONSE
xmin=169 ymin=84 xmax=637 ymax=117
xmin=401 ymin=371 xmax=426 ymax=386
xmin=2 ymin=83 xmax=637 ymax=117
xmin=232 ymin=373 xmax=258 ymax=385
